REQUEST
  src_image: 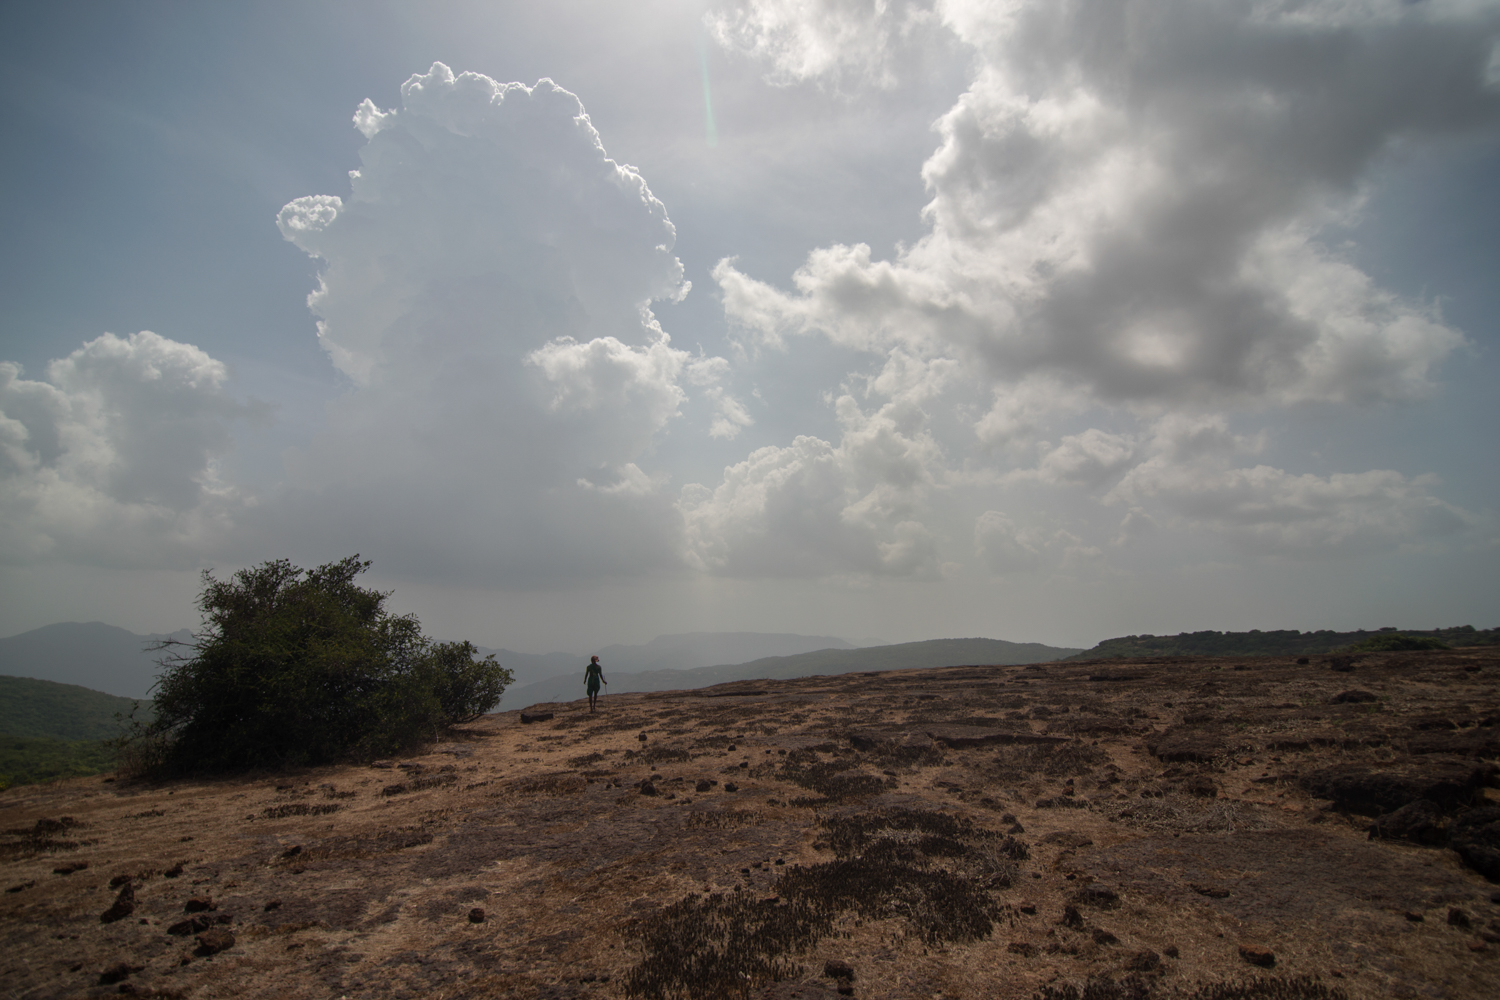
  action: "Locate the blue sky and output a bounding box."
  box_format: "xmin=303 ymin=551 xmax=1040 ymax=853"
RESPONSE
xmin=2 ymin=1 xmax=1497 ymax=652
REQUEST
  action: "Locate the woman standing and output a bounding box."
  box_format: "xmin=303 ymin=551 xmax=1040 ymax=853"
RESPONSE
xmin=584 ymin=655 xmax=606 ymax=712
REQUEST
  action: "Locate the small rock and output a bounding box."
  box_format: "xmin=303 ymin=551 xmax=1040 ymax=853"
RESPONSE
xmin=1127 ymin=949 xmax=1161 ymax=971
xmin=1163 ymin=945 xmax=1180 ymax=959
xmin=281 ymin=845 xmax=302 ymax=859
xmin=1190 ymin=883 xmax=1231 ymax=899
xmin=1331 ymin=689 xmax=1378 ymax=704
xmin=109 ymin=874 xmax=135 ymax=888
xmin=638 ymin=732 xmax=649 ymax=742
xmin=1238 ymin=945 xmax=1276 ymax=967
xmin=695 ymin=779 xmax=715 ymax=792
xmin=98 ymin=962 xmax=144 ymax=985
xmin=638 ymin=780 xmax=658 ymax=796
xmin=101 ymin=883 xmax=136 ymax=924
xmin=520 ymin=712 xmax=554 ymax=724
xmin=168 ymin=916 xmax=214 ymax=936
xmin=1007 ymin=822 xmax=1026 ymax=835
xmin=53 ymin=861 xmax=89 ymax=875
xmin=1404 ymin=911 xmax=1424 ymax=922
xmin=5 ymin=880 xmax=35 ymax=893
xmin=1060 ymin=905 xmax=1085 ymax=929
xmin=823 ymin=959 xmax=855 ymax=980
xmin=724 ymin=782 xmax=739 ymax=793
xmin=1448 ymin=907 xmax=1472 ymax=929
xmin=1018 ymin=903 xmax=1037 ymax=914
xmin=371 ymin=759 xmax=395 ymax=768
xmin=183 ymin=897 xmax=215 ymax=913
xmin=1092 ymin=927 xmax=1119 ymax=945
xmin=195 ymin=928 xmax=235 ymax=955
xmin=1008 ymin=941 xmax=1038 ymax=956
xmin=162 ymin=864 xmax=183 ymax=878
xmin=469 ymin=907 xmax=485 ymax=923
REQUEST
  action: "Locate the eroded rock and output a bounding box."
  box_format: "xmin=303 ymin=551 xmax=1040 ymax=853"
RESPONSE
xmin=1450 ymin=806 xmax=1500 ymax=881
xmin=1300 ymin=759 xmax=1493 ymax=814
xmin=1368 ymin=799 xmax=1448 ymax=846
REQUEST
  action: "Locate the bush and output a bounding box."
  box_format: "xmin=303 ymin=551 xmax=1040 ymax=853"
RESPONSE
xmin=1344 ymin=633 xmax=1449 ymax=653
xmin=125 ymin=556 xmax=512 ymax=774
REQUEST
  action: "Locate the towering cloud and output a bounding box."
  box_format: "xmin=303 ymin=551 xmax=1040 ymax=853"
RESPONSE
xmin=272 ymin=63 xmax=739 ymax=584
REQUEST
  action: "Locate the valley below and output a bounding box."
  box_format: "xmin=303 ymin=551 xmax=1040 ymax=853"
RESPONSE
xmin=2 ymin=647 xmax=1498 ymax=999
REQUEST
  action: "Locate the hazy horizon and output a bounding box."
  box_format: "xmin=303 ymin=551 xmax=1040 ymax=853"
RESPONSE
xmin=3 ymin=2 xmax=1497 ymax=654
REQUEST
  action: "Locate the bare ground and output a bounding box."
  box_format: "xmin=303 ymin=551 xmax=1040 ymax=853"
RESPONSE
xmin=2 ymin=647 xmax=1497 ymax=1000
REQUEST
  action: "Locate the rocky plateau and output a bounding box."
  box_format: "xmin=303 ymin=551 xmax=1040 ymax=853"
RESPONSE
xmin=3 ymin=647 xmax=1498 ymax=999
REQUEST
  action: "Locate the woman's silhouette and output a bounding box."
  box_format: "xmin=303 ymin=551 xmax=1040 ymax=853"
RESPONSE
xmin=584 ymin=655 xmax=606 ymax=711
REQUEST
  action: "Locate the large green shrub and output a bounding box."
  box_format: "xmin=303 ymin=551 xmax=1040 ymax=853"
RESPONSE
xmin=127 ymin=556 xmax=511 ymax=773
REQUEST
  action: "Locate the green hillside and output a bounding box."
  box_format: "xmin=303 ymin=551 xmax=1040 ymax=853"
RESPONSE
xmin=0 ymin=735 xmax=118 ymax=789
xmin=1068 ymin=625 xmax=1498 ymax=661
xmin=0 ymin=675 xmax=150 ymax=740
xmin=0 ymin=675 xmax=153 ymax=789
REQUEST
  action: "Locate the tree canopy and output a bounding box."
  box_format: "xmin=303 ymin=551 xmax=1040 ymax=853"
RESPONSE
xmin=128 ymin=556 xmax=511 ymax=773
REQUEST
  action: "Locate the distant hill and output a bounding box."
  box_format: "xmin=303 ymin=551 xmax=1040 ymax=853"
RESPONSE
xmin=1067 ymin=625 xmax=1500 ymax=660
xmin=489 ymin=632 xmax=860 ymax=705
xmin=0 ymin=675 xmax=150 ymax=741
xmin=509 ymin=636 xmax=1084 ymax=707
xmin=0 ymin=622 xmax=191 ymax=699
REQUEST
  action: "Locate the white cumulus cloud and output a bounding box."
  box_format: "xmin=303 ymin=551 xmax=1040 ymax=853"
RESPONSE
xmin=680 ymin=358 xmax=950 ymax=578
xmin=713 ymin=0 xmax=1496 ymax=407
xmin=0 ymin=332 xmax=250 ymax=567
xmin=270 ymin=63 xmax=736 ymax=584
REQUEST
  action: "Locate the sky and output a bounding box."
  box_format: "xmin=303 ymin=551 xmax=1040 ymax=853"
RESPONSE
xmin=1 ymin=0 xmax=1498 ymax=654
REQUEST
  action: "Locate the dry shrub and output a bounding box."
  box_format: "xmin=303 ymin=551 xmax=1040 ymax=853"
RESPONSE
xmin=1114 ymin=797 xmax=1268 ymax=835
xmin=994 ymin=742 xmax=1111 ymax=782
xmin=776 ymin=748 xmax=892 ymax=805
xmin=685 ymin=808 xmax=763 ymax=831
xmin=497 ymin=773 xmax=586 ymax=799
xmin=260 ymin=803 xmax=341 ymax=819
xmin=625 ymin=807 xmax=1024 ymax=998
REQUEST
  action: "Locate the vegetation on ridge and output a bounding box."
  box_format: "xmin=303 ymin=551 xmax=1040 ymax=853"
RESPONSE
xmin=122 ymin=555 xmax=512 ymax=774
xmin=1069 ymin=625 xmax=1494 ymax=661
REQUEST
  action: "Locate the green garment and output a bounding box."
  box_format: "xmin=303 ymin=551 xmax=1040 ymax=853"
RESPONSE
xmin=585 ymin=661 xmax=603 ymax=695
